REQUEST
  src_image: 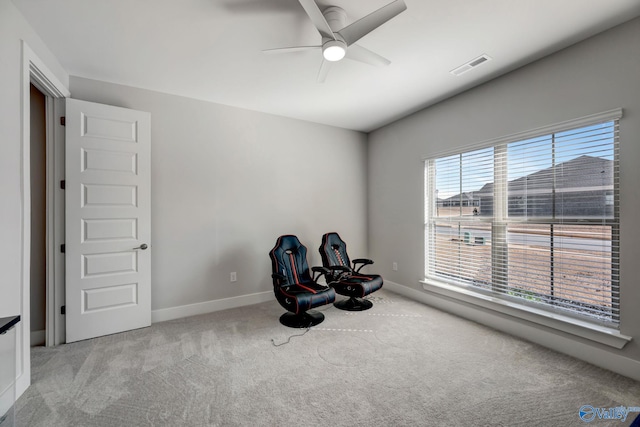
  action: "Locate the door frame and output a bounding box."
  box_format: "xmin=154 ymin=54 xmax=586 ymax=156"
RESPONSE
xmin=19 ymin=40 xmax=69 ymax=397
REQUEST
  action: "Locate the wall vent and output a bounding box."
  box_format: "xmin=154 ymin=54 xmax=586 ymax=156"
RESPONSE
xmin=450 ymin=54 xmax=492 ymax=76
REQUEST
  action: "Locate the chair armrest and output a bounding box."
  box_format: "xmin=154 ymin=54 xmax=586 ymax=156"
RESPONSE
xmin=311 ymin=266 xmax=331 ymax=282
xmin=352 ymin=258 xmax=373 ymax=272
xmin=272 ymin=272 xmax=288 ymax=286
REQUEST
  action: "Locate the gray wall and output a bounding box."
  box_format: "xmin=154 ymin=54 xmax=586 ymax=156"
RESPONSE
xmin=368 ymin=17 xmax=640 ymax=376
xmin=70 ymin=77 xmax=368 ymax=313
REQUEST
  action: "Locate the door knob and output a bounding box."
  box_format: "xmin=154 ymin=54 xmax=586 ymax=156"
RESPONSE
xmin=134 ymin=243 xmax=148 ymax=250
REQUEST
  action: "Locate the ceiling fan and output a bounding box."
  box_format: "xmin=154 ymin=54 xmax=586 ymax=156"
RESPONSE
xmin=264 ymin=0 xmax=407 ymax=82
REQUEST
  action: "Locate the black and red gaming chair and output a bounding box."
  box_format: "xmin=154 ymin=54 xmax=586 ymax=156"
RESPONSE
xmin=269 ymin=235 xmax=336 ymax=328
xmin=319 ymin=232 xmax=383 ymax=311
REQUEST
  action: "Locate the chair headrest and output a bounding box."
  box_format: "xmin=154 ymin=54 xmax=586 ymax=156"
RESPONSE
xmin=275 ymin=235 xmax=303 ymax=252
xmin=323 ymin=232 xmax=345 ymax=248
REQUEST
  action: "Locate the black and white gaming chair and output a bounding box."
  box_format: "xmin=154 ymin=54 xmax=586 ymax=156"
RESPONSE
xmin=319 ymin=232 xmax=383 ymax=311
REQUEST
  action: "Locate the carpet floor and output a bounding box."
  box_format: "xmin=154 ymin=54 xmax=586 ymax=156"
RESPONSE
xmin=12 ymin=289 xmax=640 ymax=426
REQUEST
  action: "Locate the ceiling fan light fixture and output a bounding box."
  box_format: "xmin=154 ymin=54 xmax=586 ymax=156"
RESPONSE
xmin=323 ymin=40 xmax=346 ymax=61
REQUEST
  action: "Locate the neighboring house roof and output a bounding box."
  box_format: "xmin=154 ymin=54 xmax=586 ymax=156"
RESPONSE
xmin=442 ymin=191 xmax=479 ymax=202
xmin=508 ymin=155 xmax=612 ymax=195
xmin=445 ymin=155 xmax=613 ymax=200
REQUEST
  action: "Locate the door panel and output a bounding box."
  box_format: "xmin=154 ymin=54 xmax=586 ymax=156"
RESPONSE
xmin=82 ymin=183 xmax=138 ymax=207
xmin=82 ymin=283 xmax=138 ymax=312
xmin=82 ymin=148 xmax=138 ymax=174
xmin=82 ymin=218 xmax=138 ymax=242
xmin=65 ymin=98 xmax=151 ymax=343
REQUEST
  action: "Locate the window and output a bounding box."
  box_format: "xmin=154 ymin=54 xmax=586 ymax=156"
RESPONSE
xmin=424 ymin=114 xmax=620 ymax=327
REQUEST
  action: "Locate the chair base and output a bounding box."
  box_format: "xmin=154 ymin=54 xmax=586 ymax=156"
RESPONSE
xmin=334 ymin=297 xmax=373 ymax=311
xmin=279 ymin=310 xmax=325 ymax=328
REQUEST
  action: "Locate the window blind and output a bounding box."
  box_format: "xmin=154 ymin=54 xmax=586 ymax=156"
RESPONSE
xmin=425 ymin=118 xmax=619 ymax=326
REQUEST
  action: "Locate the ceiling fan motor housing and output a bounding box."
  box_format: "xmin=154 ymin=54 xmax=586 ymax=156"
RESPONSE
xmin=323 ymin=6 xmax=347 ymax=31
xmin=322 ymin=6 xmax=347 ymax=61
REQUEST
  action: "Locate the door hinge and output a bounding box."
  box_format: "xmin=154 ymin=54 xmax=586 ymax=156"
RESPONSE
xmin=60 ymin=116 xmax=66 ymax=126
xmin=60 ymin=244 xmax=65 ymax=253
xmin=60 ymin=180 xmax=65 ymax=190
xmin=61 ymin=306 xmax=66 ymax=315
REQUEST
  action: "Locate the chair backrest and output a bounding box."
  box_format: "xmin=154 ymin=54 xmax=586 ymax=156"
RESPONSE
xmin=319 ymin=232 xmax=351 ymax=270
xmin=269 ymin=235 xmax=313 ymax=286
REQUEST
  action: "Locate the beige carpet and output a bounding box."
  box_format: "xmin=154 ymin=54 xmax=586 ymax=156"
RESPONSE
xmin=13 ymin=289 xmax=640 ymax=426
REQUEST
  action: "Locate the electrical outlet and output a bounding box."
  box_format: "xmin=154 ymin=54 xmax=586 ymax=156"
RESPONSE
xmin=230 ymin=272 xmax=237 ymax=282
xmin=392 ymin=262 xmax=398 ymax=271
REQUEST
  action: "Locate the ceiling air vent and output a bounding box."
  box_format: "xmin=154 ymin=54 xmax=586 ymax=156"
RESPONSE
xmin=450 ymin=54 xmax=492 ymax=76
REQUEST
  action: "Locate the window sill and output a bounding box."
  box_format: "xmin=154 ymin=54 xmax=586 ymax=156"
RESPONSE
xmin=420 ymin=279 xmax=631 ymax=349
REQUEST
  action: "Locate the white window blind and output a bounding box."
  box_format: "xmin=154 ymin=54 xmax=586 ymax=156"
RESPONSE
xmin=425 ymin=117 xmax=620 ymax=326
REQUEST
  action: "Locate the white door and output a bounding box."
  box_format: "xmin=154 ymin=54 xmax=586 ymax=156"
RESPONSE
xmin=65 ymin=99 xmax=151 ymax=343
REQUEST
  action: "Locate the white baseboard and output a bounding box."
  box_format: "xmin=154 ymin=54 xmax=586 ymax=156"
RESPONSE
xmin=384 ymin=280 xmax=640 ymax=382
xmin=30 ymin=330 xmax=45 ymax=347
xmin=151 ymin=291 xmax=273 ymax=323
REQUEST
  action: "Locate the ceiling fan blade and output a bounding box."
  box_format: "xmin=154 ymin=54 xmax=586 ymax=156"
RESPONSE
xmin=317 ymin=59 xmax=332 ymax=83
xmin=298 ymin=0 xmax=336 ymax=40
xmin=345 ymin=44 xmax=391 ymax=67
xmin=337 ymin=0 xmax=407 ymax=46
xmin=263 ymin=45 xmax=321 ymax=54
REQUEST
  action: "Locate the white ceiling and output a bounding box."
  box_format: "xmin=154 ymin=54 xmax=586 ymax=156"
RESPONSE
xmin=12 ymin=0 xmax=640 ymax=132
